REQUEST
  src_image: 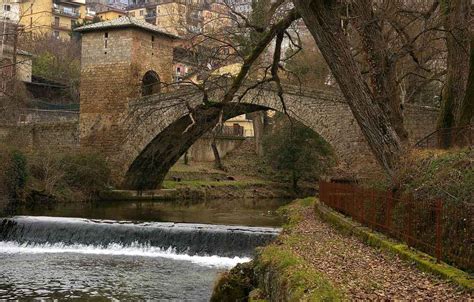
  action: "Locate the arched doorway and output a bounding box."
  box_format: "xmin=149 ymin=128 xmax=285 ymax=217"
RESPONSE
xmin=141 ymin=70 xmax=161 ymax=96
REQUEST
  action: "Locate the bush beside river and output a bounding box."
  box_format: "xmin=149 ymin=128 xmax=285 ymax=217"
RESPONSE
xmin=0 ymin=145 xmax=110 ymax=205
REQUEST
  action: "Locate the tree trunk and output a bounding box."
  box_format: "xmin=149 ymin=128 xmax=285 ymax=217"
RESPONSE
xmin=437 ymin=0 xmax=471 ymax=147
xmin=183 ymin=151 xmax=189 ymax=165
xmin=211 ymin=125 xmax=224 ymax=170
xmin=211 ymin=139 xmax=224 ymax=170
xmin=351 ymin=0 xmax=409 ymax=143
xmin=291 ymin=170 xmax=298 ymax=193
xmin=250 ymin=111 xmax=265 ymax=156
xmin=459 ymin=36 xmax=474 ymax=128
xmin=12 ymin=26 xmax=17 ymax=80
xmin=292 ymin=0 xmax=402 ymax=178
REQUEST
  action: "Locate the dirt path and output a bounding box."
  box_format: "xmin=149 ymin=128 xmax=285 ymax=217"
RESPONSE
xmin=289 ymin=205 xmax=472 ymax=300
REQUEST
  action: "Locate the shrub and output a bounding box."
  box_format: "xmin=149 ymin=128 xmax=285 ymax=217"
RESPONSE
xmin=0 ymin=146 xmax=28 ymax=201
xmin=60 ymin=152 xmax=110 ymax=198
xmin=263 ymin=114 xmax=334 ymax=191
xmin=27 ymin=149 xmax=110 ymax=202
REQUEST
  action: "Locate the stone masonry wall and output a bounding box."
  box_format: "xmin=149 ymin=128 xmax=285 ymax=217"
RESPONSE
xmin=80 ymin=29 xmax=134 ymax=157
xmin=131 ymin=29 xmax=175 ymax=87
xmin=186 ymin=136 xmax=245 ymax=162
xmin=79 ymin=27 xmax=176 ymax=171
xmin=0 ymin=121 xmax=79 ymax=150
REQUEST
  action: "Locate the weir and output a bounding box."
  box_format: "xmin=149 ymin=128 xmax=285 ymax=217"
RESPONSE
xmin=0 ymin=216 xmax=280 ymax=259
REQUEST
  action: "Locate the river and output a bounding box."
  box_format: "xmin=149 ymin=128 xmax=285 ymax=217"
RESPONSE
xmin=0 ymin=198 xmax=288 ymax=300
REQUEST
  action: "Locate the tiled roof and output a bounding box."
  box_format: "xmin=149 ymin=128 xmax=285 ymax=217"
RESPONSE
xmin=74 ymin=16 xmax=181 ymax=39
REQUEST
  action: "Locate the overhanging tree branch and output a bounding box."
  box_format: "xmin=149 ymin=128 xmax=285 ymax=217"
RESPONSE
xmin=221 ymin=8 xmax=300 ymax=104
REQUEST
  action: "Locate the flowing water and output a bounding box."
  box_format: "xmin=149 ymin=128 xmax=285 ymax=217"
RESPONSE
xmin=0 ymin=198 xmax=287 ymax=300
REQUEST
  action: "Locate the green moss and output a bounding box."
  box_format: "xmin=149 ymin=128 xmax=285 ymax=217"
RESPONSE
xmin=211 ymin=198 xmax=342 ymax=301
xmin=211 ymin=262 xmax=256 ymax=302
xmin=277 ymin=197 xmax=315 ymax=229
xmin=256 ymin=241 xmax=343 ymax=301
xmin=388 ymin=244 xmax=474 ymax=290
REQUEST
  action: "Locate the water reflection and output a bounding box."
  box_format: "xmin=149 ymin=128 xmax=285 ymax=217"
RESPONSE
xmin=9 ymin=198 xmax=290 ymax=227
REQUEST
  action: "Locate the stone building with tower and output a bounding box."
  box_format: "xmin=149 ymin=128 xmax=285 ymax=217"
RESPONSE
xmin=75 ymin=17 xmax=180 ymax=163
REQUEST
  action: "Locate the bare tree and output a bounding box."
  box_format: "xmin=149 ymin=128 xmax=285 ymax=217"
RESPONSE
xmin=459 ymin=36 xmax=474 ymax=127
xmin=290 ymin=0 xmax=402 ymax=177
xmin=437 ymin=0 xmax=472 ymax=146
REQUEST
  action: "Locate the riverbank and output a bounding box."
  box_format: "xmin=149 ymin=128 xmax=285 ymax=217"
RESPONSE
xmin=212 ymin=198 xmax=472 ymax=300
xmin=103 ymin=179 xmax=312 ymax=202
xmin=102 ymin=158 xmax=316 ymax=201
xmin=0 ymin=138 xmax=317 ymax=213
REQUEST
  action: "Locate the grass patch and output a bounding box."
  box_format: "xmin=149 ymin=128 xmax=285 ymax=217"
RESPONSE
xmin=277 ymin=197 xmax=315 ymax=229
xmin=397 ymin=148 xmax=473 ymax=203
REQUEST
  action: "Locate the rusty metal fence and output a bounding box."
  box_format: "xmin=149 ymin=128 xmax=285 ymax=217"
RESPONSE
xmin=415 ymin=125 xmax=473 ymax=149
xmin=319 ymin=181 xmax=473 ymax=272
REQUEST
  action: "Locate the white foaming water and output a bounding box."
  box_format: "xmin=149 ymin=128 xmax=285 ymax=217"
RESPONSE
xmin=0 ymin=241 xmax=251 ymax=268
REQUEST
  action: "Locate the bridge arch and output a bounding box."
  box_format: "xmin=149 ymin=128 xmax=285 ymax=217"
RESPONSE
xmin=112 ymin=85 xmax=438 ymax=190
xmin=124 ymin=102 xmax=271 ymax=189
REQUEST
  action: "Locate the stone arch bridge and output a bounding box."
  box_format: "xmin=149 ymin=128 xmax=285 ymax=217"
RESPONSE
xmin=75 ymin=18 xmax=438 ymax=190
xmin=107 ymin=83 xmax=438 ymax=190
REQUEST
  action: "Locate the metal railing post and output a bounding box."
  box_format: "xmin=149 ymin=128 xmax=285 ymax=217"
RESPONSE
xmin=435 ymin=199 xmax=443 ymax=263
xmin=385 ymin=191 xmax=392 ymax=233
xmin=371 ymin=190 xmax=376 ymax=228
xmin=406 ymin=194 xmax=413 ymax=247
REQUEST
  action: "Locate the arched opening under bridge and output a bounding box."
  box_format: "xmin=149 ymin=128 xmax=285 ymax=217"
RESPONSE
xmin=141 ymin=70 xmax=161 ymax=96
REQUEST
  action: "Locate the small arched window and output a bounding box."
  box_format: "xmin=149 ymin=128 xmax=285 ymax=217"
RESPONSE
xmin=142 ymin=70 xmax=161 ymax=96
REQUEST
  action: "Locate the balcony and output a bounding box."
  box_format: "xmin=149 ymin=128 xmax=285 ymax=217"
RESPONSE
xmin=55 ymin=0 xmax=85 ymax=5
xmin=51 ymin=22 xmax=70 ymax=30
xmin=52 ymin=7 xmax=80 ymax=18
